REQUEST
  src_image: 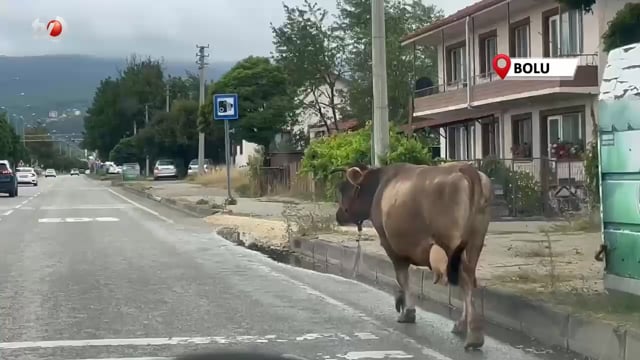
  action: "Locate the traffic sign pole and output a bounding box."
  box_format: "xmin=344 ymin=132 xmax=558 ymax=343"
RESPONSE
xmin=223 ymin=119 xmax=233 ymax=203
xmin=213 ymin=93 xmax=239 ymax=205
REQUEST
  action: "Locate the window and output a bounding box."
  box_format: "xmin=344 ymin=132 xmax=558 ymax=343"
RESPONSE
xmin=447 ymin=124 xmax=475 ymax=160
xmin=481 ymin=117 xmax=499 ymax=157
xmin=548 ymin=113 xmax=583 ymax=157
xmin=511 ymin=114 xmax=532 ymax=158
xmin=447 ymin=46 xmax=466 ymax=84
xmin=479 ymin=36 xmax=498 ymax=77
xmin=513 ymin=24 xmax=529 ymax=57
xmin=548 ymin=10 xmax=583 ymax=56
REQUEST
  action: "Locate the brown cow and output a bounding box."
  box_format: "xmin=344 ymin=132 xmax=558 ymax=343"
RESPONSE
xmin=333 ymin=162 xmax=492 ymax=350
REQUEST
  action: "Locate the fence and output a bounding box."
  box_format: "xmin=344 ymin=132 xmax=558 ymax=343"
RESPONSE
xmin=252 ymin=156 xmax=594 ymax=219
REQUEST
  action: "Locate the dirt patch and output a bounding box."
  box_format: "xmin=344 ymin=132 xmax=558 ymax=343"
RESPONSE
xmin=205 ymin=214 xmax=290 ymax=249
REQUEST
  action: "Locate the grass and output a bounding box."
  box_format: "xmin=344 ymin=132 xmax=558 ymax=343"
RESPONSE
xmin=544 ymin=213 xmax=602 ymax=233
xmin=189 ymin=168 xmax=250 ymax=189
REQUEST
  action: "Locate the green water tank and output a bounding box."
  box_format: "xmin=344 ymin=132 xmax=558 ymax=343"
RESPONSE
xmin=598 ymin=42 xmax=640 ymax=295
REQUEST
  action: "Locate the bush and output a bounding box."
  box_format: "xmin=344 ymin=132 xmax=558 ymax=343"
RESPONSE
xmin=602 ymin=3 xmax=640 ymax=52
xmin=300 ymin=122 xmax=436 ymax=199
xmin=584 ymin=139 xmax=600 ymax=207
xmin=479 ymin=157 xmax=543 ymax=216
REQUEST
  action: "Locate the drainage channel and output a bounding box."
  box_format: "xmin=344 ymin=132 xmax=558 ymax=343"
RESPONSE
xmin=218 ymin=228 xmax=585 ymax=360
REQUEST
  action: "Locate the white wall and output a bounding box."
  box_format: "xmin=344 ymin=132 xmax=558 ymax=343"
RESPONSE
xmin=434 ymin=0 xmax=609 ymax=87
xmin=233 ymin=140 xmax=260 ymax=168
xmin=294 ymin=78 xmax=350 ymax=134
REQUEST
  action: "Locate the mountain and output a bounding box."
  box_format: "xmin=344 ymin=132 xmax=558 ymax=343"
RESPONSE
xmin=0 ymin=55 xmax=236 ymax=134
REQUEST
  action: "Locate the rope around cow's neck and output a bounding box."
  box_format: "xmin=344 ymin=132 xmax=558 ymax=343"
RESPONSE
xmin=351 ymin=221 xmax=363 ymax=278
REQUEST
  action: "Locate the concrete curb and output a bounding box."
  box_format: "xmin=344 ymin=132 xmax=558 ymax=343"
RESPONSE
xmin=119 ymin=185 xmax=220 ymax=218
xmin=215 ymin=225 xmax=633 ymax=360
xmin=289 ymin=238 xmax=635 ymax=360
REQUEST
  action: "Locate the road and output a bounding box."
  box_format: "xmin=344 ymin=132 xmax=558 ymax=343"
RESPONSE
xmin=0 ymin=175 xmax=574 ymax=360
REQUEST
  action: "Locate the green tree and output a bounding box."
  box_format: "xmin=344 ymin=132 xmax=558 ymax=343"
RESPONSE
xmin=336 ymin=0 xmax=443 ymax=123
xmin=602 ymin=3 xmax=640 ymax=52
xmin=272 ymin=0 xmax=347 ymax=135
xmin=109 ymin=136 xmax=143 ymax=165
xmin=83 ymin=56 xmax=166 ymax=158
xmin=24 ymin=125 xmax=56 ymax=165
xmin=0 ymin=112 xmax=15 ymax=160
xmin=200 ymin=56 xmax=296 ymax=150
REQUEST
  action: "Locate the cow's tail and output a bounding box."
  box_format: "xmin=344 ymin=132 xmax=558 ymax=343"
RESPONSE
xmin=446 ymin=164 xmax=483 ymax=286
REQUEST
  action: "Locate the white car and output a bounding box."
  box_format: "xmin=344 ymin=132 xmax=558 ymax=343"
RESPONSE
xmin=44 ymin=168 xmax=57 ymax=178
xmin=16 ymin=167 xmax=38 ymax=186
xmin=70 ymin=168 xmax=80 ymax=176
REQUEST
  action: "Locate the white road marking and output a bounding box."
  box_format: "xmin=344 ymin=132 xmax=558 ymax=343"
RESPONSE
xmin=336 ymin=350 xmax=413 ymax=359
xmin=40 ymin=204 xmax=132 ymax=210
xmin=37 ymin=217 xmax=120 ymax=223
xmin=15 ymin=204 xmax=22 ymax=208
xmin=2 ymin=210 xmax=13 ymax=216
xmin=68 ymin=358 xmax=168 ymax=360
xmin=0 ymin=332 xmax=379 ymax=349
xmin=108 ymin=189 xmax=174 ymax=224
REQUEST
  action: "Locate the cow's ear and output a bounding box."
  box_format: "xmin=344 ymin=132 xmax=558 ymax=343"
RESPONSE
xmin=346 ymin=167 xmax=364 ymax=185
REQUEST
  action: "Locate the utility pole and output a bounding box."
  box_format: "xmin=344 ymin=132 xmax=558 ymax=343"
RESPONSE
xmin=145 ymin=104 xmax=150 ymax=177
xmin=371 ymin=0 xmax=390 ymax=166
xmin=196 ymin=44 xmax=210 ymax=175
xmin=165 ymin=83 xmax=170 ymax=112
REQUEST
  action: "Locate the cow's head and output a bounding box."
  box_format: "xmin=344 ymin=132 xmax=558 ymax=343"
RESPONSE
xmin=332 ymin=164 xmax=380 ymax=226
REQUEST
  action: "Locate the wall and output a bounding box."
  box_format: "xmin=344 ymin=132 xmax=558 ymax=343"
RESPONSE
xmin=433 ymin=0 xmax=604 ymax=89
xmin=438 ymin=94 xmax=596 ymax=161
xmin=293 ymin=78 xmax=350 ymax=134
xmin=233 ymin=140 xmax=260 ymax=168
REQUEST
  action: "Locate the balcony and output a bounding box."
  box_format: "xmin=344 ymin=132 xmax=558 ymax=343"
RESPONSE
xmin=413 ymin=54 xmax=599 ymax=117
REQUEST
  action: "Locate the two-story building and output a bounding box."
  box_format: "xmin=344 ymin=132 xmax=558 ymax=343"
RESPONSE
xmin=402 ymin=0 xmax=627 ymax=183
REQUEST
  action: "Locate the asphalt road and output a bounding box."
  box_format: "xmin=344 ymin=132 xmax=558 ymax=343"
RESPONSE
xmin=0 ymin=175 xmax=575 ymax=360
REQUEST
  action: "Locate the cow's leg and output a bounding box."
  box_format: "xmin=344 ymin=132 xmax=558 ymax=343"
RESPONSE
xmin=461 ymin=217 xmax=488 ymax=350
xmin=391 ymin=258 xmax=415 ymax=323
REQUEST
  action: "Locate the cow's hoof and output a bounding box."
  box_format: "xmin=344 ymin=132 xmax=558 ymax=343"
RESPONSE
xmin=451 ymin=321 xmax=466 ymax=335
xmin=463 ymin=333 xmax=484 ymax=351
xmin=397 ymin=308 xmax=416 ymax=323
xmin=394 ymin=292 xmax=405 ymax=313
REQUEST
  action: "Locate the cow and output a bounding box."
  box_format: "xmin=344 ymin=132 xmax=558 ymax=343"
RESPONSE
xmin=332 ymin=162 xmax=492 ymax=350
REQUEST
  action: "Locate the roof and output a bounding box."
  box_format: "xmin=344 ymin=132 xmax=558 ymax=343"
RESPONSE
xmin=401 ymin=0 xmax=505 ymax=43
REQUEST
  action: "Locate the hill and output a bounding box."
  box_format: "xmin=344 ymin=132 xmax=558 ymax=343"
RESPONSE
xmin=0 ymin=55 xmax=235 ymax=134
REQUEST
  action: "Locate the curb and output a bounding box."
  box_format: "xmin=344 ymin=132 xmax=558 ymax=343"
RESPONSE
xmin=216 ymin=225 xmax=634 ymax=360
xmin=291 ymin=238 xmax=634 ymax=360
xmin=118 ymin=185 xmax=220 ymax=218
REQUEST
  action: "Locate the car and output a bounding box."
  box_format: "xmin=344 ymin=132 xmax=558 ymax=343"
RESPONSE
xmin=153 ymin=159 xmax=178 ymax=180
xmin=187 ymin=158 xmax=214 ymax=176
xmin=16 ymin=166 xmax=38 ymax=186
xmin=44 ymin=168 xmax=57 ymax=178
xmin=70 ymin=168 xmax=80 ymax=176
xmin=0 ymin=160 xmax=18 ymax=197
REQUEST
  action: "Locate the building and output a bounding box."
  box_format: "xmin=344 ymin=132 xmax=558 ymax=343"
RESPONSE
xmin=401 ymin=0 xmax=627 ymax=183
xmin=232 ymin=75 xmax=351 ymax=167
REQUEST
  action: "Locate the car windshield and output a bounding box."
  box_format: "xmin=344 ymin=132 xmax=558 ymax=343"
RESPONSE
xmin=17 ymin=167 xmax=34 ymax=173
xmin=0 ymin=163 xmax=8 ymax=171
xmin=157 ymin=160 xmax=174 ymax=166
xmin=189 ymin=159 xmax=198 ymax=165
xmin=46 ymin=169 xmax=55 ymax=172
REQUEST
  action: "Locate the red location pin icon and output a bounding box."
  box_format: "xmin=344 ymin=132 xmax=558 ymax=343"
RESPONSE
xmin=492 ymin=54 xmax=511 ymax=79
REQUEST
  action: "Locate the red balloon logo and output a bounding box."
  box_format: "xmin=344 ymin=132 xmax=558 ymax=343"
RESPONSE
xmin=47 ymin=19 xmax=63 ymax=37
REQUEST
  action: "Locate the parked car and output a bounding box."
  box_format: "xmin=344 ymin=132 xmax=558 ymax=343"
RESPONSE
xmin=187 ymin=158 xmax=214 ymax=176
xmin=16 ymin=166 xmax=38 ymax=186
xmin=153 ymin=159 xmax=178 ymax=180
xmin=0 ymin=160 xmax=18 ymax=197
xmin=45 ymin=168 xmax=57 ymax=178
xmin=70 ymin=168 xmax=80 ymax=176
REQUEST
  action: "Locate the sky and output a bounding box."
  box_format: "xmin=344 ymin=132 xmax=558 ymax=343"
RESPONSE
xmin=0 ymin=0 xmax=475 ymax=62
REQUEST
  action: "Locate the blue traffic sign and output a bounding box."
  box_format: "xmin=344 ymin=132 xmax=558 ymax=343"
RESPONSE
xmin=213 ymin=93 xmax=239 ymax=120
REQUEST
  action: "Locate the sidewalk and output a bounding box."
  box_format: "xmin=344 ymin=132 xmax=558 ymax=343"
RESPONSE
xmin=119 ymin=180 xmax=640 ymax=359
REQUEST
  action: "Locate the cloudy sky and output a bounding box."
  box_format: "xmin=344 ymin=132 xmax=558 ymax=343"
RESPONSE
xmin=0 ymin=0 xmax=475 ymax=62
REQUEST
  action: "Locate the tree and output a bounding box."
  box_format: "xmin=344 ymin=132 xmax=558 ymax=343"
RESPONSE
xmin=24 ymin=125 xmax=56 ymax=165
xmin=200 ymin=56 xmax=296 ymax=150
xmin=83 ymin=56 xmax=166 ymax=158
xmin=272 ymin=0 xmax=347 ymax=135
xmin=602 ymin=3 xmax=640 ymax=52
xmin=336 ymin=0 xmax=443 ymax=123
xmin=557 ymin=0 xmax=596 ymax=14
xmin=0 ymin=112 xmax=15 ymax=160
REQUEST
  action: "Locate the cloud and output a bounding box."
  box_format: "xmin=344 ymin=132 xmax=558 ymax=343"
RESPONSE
xmin=0 ymin=0 xmax=473 ymax=61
